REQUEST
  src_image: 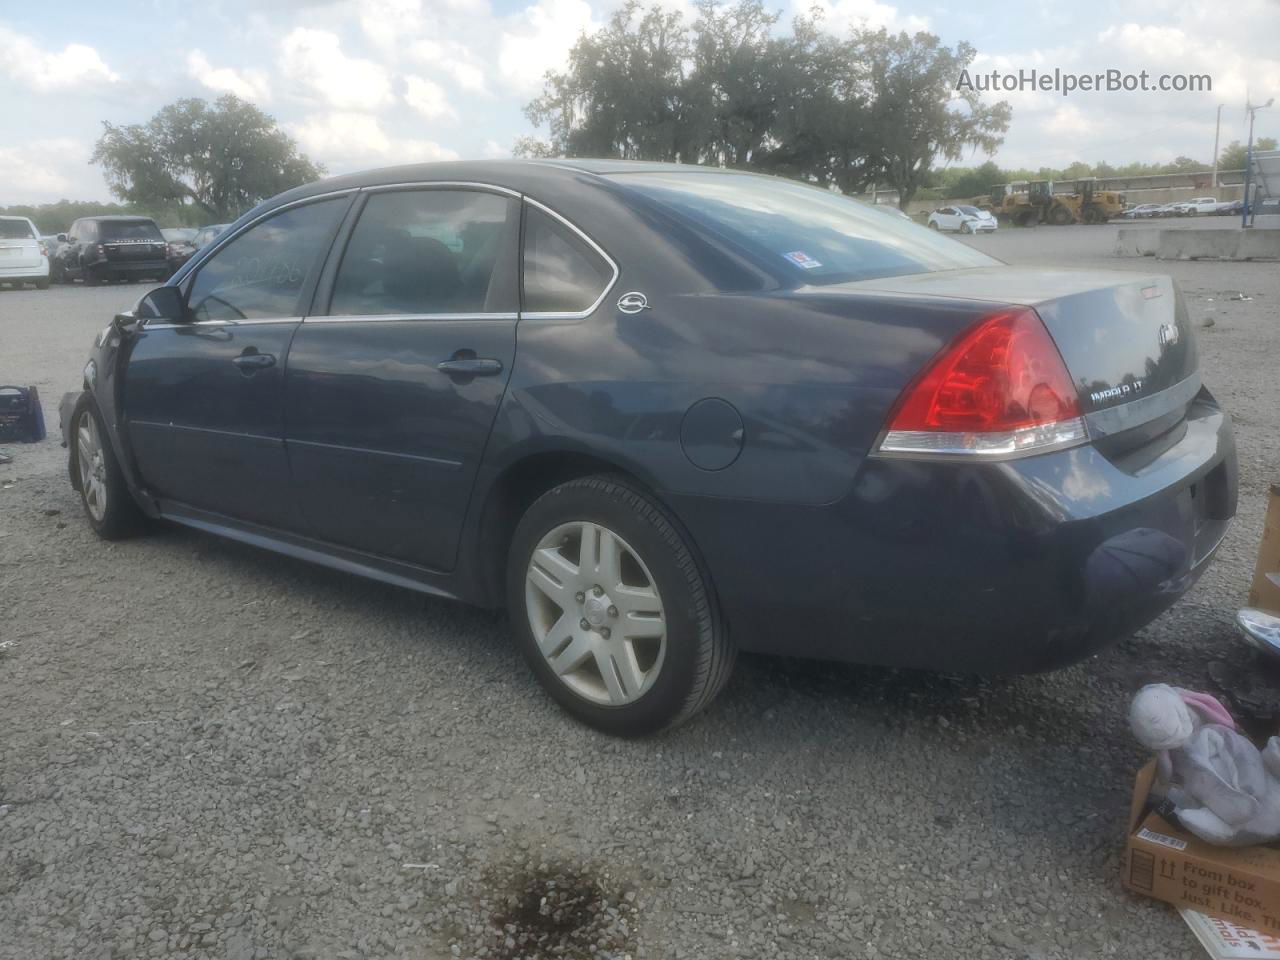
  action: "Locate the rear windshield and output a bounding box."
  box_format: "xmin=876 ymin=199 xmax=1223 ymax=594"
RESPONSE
xmin=0 ymin=220 xmax=36 ymax=240
xmin=616 ymin=171 xmax=996 ymax=285
xmin=162 ymin=228 xmax=197 ymax=242
xmin=100 ymin=220 xmax=163 ymax=241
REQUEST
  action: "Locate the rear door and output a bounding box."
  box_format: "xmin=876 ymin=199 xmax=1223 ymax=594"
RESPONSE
xmin=0 ymin=219 xmax=42 ymax=274
xmin=123 ymin=196 xmax=351 ymax=527
xmin=283 ymin=185 xmax=520 ymax=571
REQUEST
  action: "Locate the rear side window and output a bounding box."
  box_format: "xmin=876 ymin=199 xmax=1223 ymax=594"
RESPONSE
xmin=100 ymin=220 xmax=163 ymax=241
xmin=187 ymin=198 xmax=346 ymax=322
xmin=0 ymin=220 xmax=36 ymax=240
xmin=330 ymin=190 xmax=518 ymax=316
xmin=522 ymin=206 xmax=613 ymax=314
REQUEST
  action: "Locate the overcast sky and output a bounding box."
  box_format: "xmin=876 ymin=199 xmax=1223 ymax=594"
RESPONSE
xmin=2 ymin=0 xmax=1278 ymax=205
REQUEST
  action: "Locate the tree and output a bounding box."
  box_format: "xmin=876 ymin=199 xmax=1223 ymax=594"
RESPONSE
xmin=524 ymin=2 xmax=696 ymax=161
xmin=92 ymin=95 xmax=323 ymax=222
xmin=855 ymin=30 xmax=1010 ymax=208
xmin=1219 ymin=137 xmax=1277 ymax=171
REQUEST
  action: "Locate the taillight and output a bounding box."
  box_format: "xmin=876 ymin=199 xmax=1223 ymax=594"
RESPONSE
xmin=38 ymin=241 xmax=48 ymax=257
xmin=878 ymin=307 xmax=1088 ymax=458
xmin=97 ymin=243 xmax=105 ymax=257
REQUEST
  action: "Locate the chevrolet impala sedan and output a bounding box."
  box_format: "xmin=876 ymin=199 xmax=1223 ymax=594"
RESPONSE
xmin=64 ymin=159 xmax=1237 ymax=735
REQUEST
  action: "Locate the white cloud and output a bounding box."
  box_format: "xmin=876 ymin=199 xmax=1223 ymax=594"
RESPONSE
xmin=482 ymin=139 xmax=507 ymax=158
xmin=410 ymin=39 xmax=489 ymax=95
xmin=280 ymin=27 xmax=392 ymax=110
xmin=187 ymin=50 xmax=270 ymax=102
xmin=290 ymin=112 xmax=458 ymax=169
xmin=0 ymin=25 xmax=118 ymax=92
xmin=801 ymin=0 xmax=929 ymax=35
xmin=498 ymin=0 xmax=598 ymax=94
xmin=404 ymin=75 xmax=457 ymax=122
xmin=0 ymin=138 xmax=93 ymax=204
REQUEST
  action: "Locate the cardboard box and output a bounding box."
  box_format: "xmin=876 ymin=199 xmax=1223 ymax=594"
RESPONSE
xmin=1249 ymin=485 xmax=1280 ymax=615
xmin=1124 ymin=762 xmax=1280 ymax=933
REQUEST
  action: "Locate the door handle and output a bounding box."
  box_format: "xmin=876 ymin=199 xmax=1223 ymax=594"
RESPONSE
xmin=232 ymin=352 xmax=276 ymax=371
xmin=437 ymin=357 xmax=503 ymax=376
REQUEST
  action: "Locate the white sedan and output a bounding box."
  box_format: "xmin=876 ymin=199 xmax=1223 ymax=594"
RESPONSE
xmin=927 ymin=204 xmax=998 ymax=234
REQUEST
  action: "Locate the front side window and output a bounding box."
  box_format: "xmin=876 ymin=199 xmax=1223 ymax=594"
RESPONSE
xmin=522 ymin=206 xmax=613 ymax=314
xmin=616 ymin=171 xmax=997 ymax=285
xmin=187 ymin=198 xmax=345 ymax=322
xmin=330 ymin=190 xmax=517 ymax=316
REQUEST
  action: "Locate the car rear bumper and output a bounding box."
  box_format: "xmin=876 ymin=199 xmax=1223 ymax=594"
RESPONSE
xmin=99 ymin=259 xmax=169 ymax=276
xmin=668 ymin=390 xmax=1237 ymax=674
xmin=0 ymin=259 xmax=49 ymax=279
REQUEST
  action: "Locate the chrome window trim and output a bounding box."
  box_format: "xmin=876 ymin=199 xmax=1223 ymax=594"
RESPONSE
xmin=304 ymin=313 xmax=518 ymax=324
xmin=143 ymin=317 xmax=304 ymax=330
xmin=362 ymin=180 xmax=521 ymax=198
xmin=520 ymin=196 xmax=619 ymax=321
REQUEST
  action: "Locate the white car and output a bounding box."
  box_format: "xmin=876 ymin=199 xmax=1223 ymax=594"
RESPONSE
xmin=927 ymin=204 xmax=998 ymax=234
xmin=1184 ymin=197 xmax=1221 ymax=216
xmin=1122 ymin=203 xmax=1164 ymax=219
xmin=0 ymin=216 xmax=50 ymax=289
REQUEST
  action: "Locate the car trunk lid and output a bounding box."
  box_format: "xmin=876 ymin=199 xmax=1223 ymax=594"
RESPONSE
xmin=103 ymin=238 xmax=168 ymax=262
xmin=0 ymin=223 xmax=41 ymax=269
xmin=835 ymin=267 xmax=1200 ymax=454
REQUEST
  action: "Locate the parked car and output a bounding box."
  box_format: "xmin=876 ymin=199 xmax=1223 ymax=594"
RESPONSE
xmin=54 ymin=216 xmax=170 ymax=285
xmin=1259 ymin=197 xmax=1280 ymax=217
xmin=192 ymin=223 xmax=228 ymax=249
xmin=0 ymin=216 xmax=50 ymax=289
xmin=1214 ymin=200 xmax=1245 ymax=216
xmin=62 ymin=160 xmax=1238 ymax=735
xmin=928 ymin=204 xmax=998 ymax=233
xmin=1121 ymin=203 xmax=1164 ymax=219
xmin=1183 ymin=197 xmax=1221 ymax=216
xmin=161 ymin=227 xmax=200 ymax=271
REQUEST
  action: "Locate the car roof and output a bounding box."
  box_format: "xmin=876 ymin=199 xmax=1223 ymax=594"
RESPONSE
xmin=80 ymin=215 xmax=157 ymax=222
xmin=0 ymin=214 xmax=35 ymax=221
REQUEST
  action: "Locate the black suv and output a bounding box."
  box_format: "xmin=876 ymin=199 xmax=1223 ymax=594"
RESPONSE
xmin=54 ymin=216 xmax=171 ymax=286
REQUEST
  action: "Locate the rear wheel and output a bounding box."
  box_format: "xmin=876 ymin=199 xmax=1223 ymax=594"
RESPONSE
xmin=1049 ymin=204 xmax=1072 ymax=225
xmin=83 ymin=263 xmax=101 ymax=286
xmin=36 ymin=276 xmax=49 ymax=290
xmin=928 ymin=221 xmax=939 ymax=230
xmin=507 ymin=475 xmax=734 ymax=736
xmin=71 ymin=398 xmax=144 ymax=540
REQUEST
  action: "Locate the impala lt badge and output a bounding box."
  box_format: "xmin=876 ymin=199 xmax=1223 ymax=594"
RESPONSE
xmin=617 ymin=291 xmax=651 ymax=314
xmin=1158 ymin=323 xmax=1180 ymax=347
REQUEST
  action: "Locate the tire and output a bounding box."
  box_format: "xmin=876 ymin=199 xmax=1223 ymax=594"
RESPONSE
xmin=36 ymin=276 xmax=49 ymax=290
xmin=83 ymin=264 xmax=101 ymax=286
xmin=1049 ymin=205 xmax=1072 ymax=225
xmin=506 ymin=475 xmax=734 ymax=736
xmin=960 ymin=221 xmax=972 ymax=234
xmin=1017 ymin=211 xmax=1037 ymax=227
xmin=69 ymin=396 xmax=145 ymax=540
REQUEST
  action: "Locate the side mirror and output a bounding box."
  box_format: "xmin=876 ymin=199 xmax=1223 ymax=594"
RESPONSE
xmin=136 ymin=285 xmax=186 ymax=323
xmin=57 ymin=233 xmax=67 ymax=243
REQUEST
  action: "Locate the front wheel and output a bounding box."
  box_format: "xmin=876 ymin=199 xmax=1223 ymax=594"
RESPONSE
xmin=83 ymin=264 xmax=101 ymax=286
xmin=960 ymin=221 xmax=972 ymax=234
xmin=928 ymin=221 xmax=939 ymax=230
xmin=70 ymin=398 xmax=144 ymax=539
xmin=507 ymin=475 xmax=734 ymax=736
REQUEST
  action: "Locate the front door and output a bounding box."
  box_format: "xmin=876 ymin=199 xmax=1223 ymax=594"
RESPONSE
xmin=123 ymin=196 xmax=350 ymax=527
xmin=284 ymin=187 xmax=520 ymax=571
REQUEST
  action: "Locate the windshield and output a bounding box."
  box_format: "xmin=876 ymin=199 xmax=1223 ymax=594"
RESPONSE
xmin=162 ymin=228 xmax=198 ymax=242
xmin=615 ymin=171 xmax=996 ymax=285
xmin=0 ymin=220 xmax=36 ymax=240
xmin=957 ymin=205 xmax=982 ymax=215
xmin=100 ymin=220 xmax=163 ymax=241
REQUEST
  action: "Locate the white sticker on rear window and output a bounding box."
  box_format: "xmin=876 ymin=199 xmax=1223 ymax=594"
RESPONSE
xmin=783 ymin=250 xmax=822 ymax=269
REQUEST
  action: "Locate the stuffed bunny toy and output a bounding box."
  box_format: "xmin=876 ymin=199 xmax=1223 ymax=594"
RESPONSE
xmin=1129 ymin=683 xmax=1280 ymax=847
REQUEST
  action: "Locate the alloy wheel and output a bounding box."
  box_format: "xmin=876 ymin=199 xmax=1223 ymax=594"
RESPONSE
xmin=524 ymin=521 xmax=667 ymax=706
xmin=77 ymin=410 xmax=107 ymax=522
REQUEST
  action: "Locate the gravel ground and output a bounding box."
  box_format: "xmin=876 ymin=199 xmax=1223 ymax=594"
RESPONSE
xmin=1 ymin=223 xmax=1277 ymax=960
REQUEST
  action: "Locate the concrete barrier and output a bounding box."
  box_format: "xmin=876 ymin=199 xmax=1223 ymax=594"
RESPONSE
xmin=1114 ymin=229 xmax=1160 ymax=257
xmin=1155 ymin=229 xmax=1280 ymax=261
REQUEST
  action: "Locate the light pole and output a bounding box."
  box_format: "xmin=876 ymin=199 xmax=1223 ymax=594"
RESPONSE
xmin=1242 ymin=96 xmax=1274 ymax=229
xmin=1211 ymin=103 xmax=1224 ymax=188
